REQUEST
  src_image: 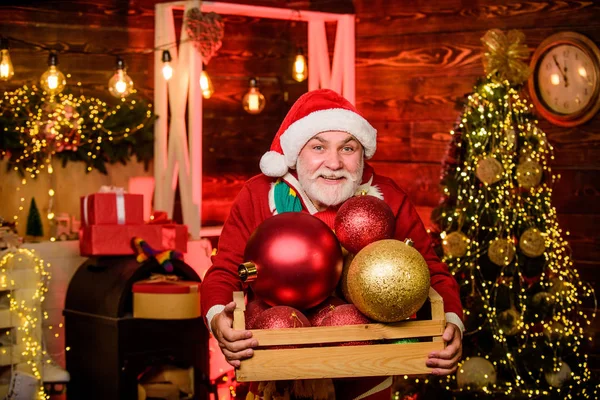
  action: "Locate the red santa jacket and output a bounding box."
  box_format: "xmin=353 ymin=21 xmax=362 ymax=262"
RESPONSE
xmin=201 ymin=164 xmax=464 ymax=330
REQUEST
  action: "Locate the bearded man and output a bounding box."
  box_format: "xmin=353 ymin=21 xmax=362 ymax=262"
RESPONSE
xmin=201 ymin=89 xmax=463 ymax=399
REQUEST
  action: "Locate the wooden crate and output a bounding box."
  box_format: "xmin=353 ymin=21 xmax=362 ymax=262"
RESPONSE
xmin=232 ymin=288 xmax=446 ymax=382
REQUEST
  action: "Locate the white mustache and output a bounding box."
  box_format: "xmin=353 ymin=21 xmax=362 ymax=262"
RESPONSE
xmin=310 ymin=168 xmax=358 ymax=182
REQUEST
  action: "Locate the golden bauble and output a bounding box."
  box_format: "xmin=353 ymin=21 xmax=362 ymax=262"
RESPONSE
xmin=476 ymin=156 xmax=504 ymax=185
xmin=346 ymin=239 xmax=430 ymax=323
xmin=545 ymin=360 xmax=571 ymax=388
xmin=488 ymin=238 xmax=516 ymax=266
xmin=442 ymin=231 xmax=469 ymax=258
xmin=544 ymin=321 xmax=566 ymax=342
xmin=519 ymin=228 xmax=545 ymax=258
xmin=497 ymin=308 xmax=521 ymax=336
xmin=456 ymin=357 xmax=497 ymax=390
xmin=516 ymin=160 xmax=542 ymax=189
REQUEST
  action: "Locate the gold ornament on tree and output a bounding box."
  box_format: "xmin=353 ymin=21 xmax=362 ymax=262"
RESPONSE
xmin=456 ymin=357 xmax=497 ymax=390
xmin=476 ymin=156 xmax=504 ymax=184
xmin=185 ymin=9 xmax=225 ymax=64
xmin=488 ymin=237 xmax=516 ymax=266
xmin=497 ymin=308 xmax=521 ymax=336
xmin=516 ymin=160 xmax=542 ymax=189
xmin=482 ymin=29 xmax=530 ymax=85
xmin=519 ymin=228 xmax=545 ymax=257
xmin=346 ymin=239 xmax=430 ymax=322
xmin=544 ymin=321 xmax=566 ymax=342
xmin=544 ymin=360 xmax=572 ymax=388
xmin=442 ymin=231 xmax=469 ymax=258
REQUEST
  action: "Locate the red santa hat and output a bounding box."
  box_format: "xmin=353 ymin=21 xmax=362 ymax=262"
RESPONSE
xmin=259 ymin=89 xmax=377 ymax=177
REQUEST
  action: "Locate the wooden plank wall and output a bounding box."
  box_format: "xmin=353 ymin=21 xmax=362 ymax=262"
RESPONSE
xmin=0 ymin=0 xmax=598 ymax=371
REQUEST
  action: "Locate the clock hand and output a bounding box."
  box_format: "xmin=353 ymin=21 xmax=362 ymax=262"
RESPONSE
xmin=564 ymin=60 xmax=569 ymax=88
xmin=553 ymin=55 xmax=569 ymax=87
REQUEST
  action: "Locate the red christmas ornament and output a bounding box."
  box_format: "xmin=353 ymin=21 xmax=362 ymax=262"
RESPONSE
xmin=334 ymin=195 xmax=395 ymax=254
xmin=253 ymin=306 xmax=311 ymax=349
xmin=306 ymin=296 xmax=347 ymax=326
xmin=239 ymin=212 xmax=343 ymax=309
xmin=245 ymin=299 xmax=270 ymax=329
xmin=316 ymin=304 xmax=372 ymax=346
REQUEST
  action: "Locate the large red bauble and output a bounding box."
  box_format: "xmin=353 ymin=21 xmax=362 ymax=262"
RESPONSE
xmin=245 ymin=299 xmax=270 ymax=329
xmin=306 ymin=296 xmax=347 ymax=326
xmin=253 ymin=306 xmax=311 ymax=330
xmin=240 ymin=212 xmax=343 ymax=310
xmin=315 ymin=304 xmax=372 ymax=346
xmin=334 ymin=195 xmax=395 ymax=254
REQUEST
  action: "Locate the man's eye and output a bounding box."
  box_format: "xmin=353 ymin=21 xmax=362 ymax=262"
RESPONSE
xmin=342 ymin=146 xmax=355 ymax=152
xmin=313 ymin=145 xmax=323 ymax=150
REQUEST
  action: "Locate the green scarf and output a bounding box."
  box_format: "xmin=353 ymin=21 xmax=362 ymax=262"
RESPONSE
xmin=273 ymin=179 xmax=303 ymax=214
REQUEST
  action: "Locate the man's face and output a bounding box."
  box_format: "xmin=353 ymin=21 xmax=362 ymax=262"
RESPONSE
xmin=296 ymin=130 xmax=364 ymax=209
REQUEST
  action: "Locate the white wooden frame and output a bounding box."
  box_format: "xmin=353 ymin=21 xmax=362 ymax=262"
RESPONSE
xmin=154 ymin=1 xmax=356 ymax=239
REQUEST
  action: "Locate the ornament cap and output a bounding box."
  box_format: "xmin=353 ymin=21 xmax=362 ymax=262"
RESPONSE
xmin=404 ymin=238 xmax=414 ymax=247
xmin=238 ymin=262 xmax=258 ymax=282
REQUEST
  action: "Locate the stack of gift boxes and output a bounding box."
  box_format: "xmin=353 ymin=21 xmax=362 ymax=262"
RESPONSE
xmin=79 ymin=188 xmax=188 ymax=256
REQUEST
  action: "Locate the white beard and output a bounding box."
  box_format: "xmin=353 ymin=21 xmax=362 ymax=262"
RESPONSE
xmin=296 ymin=158 xmax=364 ymax=208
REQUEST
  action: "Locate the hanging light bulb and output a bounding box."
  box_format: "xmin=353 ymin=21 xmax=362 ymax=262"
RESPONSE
xmin=108 ymin=57 xmax=134 ymax=98
xmin=0 ymin=38 xmax=14 ymax=81
xmin=292 ymin=47 xmax=307 ymax=82
xmin=200 ymin=67 xmax=214 ymax=99
xmin=242 ymin=77 xmax=266 ymax=114
xmin=161 ymin=50 xmax=173 ymax=81
xmin=39 ymin=53 xmax=66 ymax=95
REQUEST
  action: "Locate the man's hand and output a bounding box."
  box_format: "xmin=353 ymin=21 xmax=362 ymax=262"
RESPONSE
xmin=426 ymin=322 xmax=462 ymax=375
xmin=211 ymin=301 xmax=258 ymax=368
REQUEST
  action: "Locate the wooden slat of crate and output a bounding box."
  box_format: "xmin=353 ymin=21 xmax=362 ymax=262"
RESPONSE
xmin=233 ymin=288 xmax=446 ymax=381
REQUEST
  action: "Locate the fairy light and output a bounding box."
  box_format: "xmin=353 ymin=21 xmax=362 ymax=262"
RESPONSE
xmin=426 ymin=78 xmax=597 ymax=398
xmin=0 ymin=248 xmax=50 ymax=399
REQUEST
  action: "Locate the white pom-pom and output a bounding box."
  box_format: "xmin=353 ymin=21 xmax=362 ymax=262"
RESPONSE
xmin=260 ymin=151 xmax=288 ymax=177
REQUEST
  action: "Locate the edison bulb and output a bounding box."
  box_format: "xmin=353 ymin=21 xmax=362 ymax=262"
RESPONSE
xmin=40 ymin=53 xmax=66 ymax=95
xmin=108 ymin=57 xmax=134 ymax=98
xmin=0 ymin=39 xmax=14 ymax=81
xmin=161 ymin=50 xmax=173 ymax=81
xmin=292 ymin=47 xmax=307 ymax=82
xmin=242 ymin=77 xmax=266 ymax=114
xmin=200 ymin=70 xmax=214 ymax=99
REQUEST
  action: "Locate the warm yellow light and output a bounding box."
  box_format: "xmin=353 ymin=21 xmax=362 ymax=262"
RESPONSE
xmin=550 ymin=74 xmax=560 ymax=86
xmin=161 ymin=50 xmax=173 ymax=81
xmin=108 ymin=57 xmax=133 ymax=98
xmin=242 ymin=77 xmax=266 ymax=114
xmin=578 ymin=66 xmax=587 ymax=78
xmin=200 ymin=70 xmax=214 ymax=99
xmin=292 ymin=48 xmax=307 ymax=82
xmin=47 ymin=212 xmax=54 ymax=220
xmin=40 ymin=53 xmax=66 ymax=95
xmin=48 ymin=189 xmax=55 ymax=196
xmin=0 ymin=39 xmax=14 ymax=81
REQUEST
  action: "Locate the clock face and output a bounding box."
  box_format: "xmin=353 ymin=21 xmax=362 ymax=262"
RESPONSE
xmin=537 ymin=44 xmax=597 ymax=115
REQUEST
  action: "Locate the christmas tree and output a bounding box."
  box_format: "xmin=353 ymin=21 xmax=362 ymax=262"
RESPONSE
xmin=427 ymin=30 xmax=597 ymax=399
xmin=26 ymin=197 xmax=43 ymax=238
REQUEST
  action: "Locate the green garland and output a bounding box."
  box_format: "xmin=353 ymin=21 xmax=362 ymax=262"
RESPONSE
xmin=0 ymin=84 xmax=156 ymax=177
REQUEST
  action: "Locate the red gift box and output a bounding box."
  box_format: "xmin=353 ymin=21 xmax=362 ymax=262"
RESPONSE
xmin=79 ymin=224 xmax=188 ymax=256
xmin=80 ymin=192 xmax=144 ymax=226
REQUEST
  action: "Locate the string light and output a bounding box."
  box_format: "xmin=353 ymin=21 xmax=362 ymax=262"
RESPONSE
xmin=39 ymin=53 xmax=66 ymax=96
xmin=161 ymin=50 xmax=173 ymax=81
xmin=292 ymin=47 xmax=307 ymax=82
xmin=1 ymin=248 xmax=50 ymax=399
xmin=242 ymin=77 xmax=266 ymax=114
xmin=200 ymin=68 xmax=214 ymax=99
xmin=108 ymin=57 xmax=134 ymax=98
xmin=0 ymin=37 xmax=15 ymax=81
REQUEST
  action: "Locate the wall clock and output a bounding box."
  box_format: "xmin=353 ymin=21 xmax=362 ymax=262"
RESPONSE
xmin=529 ymin=31 xmax=600 ymax=127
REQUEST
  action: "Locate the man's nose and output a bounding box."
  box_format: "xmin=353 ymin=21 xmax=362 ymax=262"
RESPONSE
xmin=323 ymin=150 xmax=343 ymax=170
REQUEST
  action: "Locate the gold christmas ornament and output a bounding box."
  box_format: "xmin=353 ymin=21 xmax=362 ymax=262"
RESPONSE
xmin=519 ymin=228 xmax=545 ymax=257
xmin=516 ymin=160 xmax=542 ymax=189
xmin=497 ymin=308 xmax=521 ymax=336
xmin=346 ymin=239 xmax=430 ymax=323
xmin=544 ymin=321 xmax=565 ymax=342
xmin=481 ymin=29 xmax=530 ymax=85
xmin=475 ymin=156 xmax=504 ymax=185
xmin=532 ymin=291 xmax=554 ymax=309
xmin=544 ymin=360 xmax=572 ymax=388
xmin=442 ymin=231 xmax=469 ymax=258
xmin=456 ymin=357 xmax=497 ymax=390
xmin=488 ymin=238 xmax=516 ymax=266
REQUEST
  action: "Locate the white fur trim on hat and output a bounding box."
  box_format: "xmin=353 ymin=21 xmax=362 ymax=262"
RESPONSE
xmin=260 ymin=150 xmax=288 ymax=177
xmin=280 ymin=108 xmax=377 ymax=168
